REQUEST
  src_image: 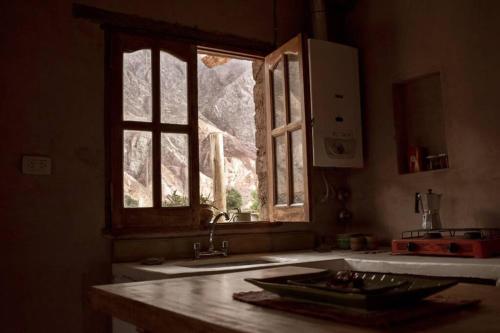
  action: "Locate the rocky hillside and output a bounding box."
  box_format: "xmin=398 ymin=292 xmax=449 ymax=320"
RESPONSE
xmin=123 ymin=50 xmax=258 ymax=209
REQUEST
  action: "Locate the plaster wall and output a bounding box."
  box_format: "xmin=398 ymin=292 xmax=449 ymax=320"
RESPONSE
xmin=0 ymin=1 xmax=306 ymax=332
xmin=343 ymin=0 xmax=500 ymax=240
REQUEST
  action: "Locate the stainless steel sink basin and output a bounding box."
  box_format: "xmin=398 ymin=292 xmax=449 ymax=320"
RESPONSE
xmin=178 ymin=259 xmax=277 ymax=269
xmin=176 ymin=255 xmax=295 ymax=269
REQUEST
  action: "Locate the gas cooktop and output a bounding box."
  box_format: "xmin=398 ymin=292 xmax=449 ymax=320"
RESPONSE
xmin=392 ymin=228 xmax=500 ymax=258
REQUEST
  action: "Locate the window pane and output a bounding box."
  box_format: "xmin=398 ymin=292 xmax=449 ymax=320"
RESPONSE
xmin=274 ymin=135 xmax=287 ymax=205
xmin=287 ymin=54 xmax=302 ymax=123
xmin=123 ymin=49 xmax=152 ymax=122
xmin=161 ymin=133 xmax=189 ymax=207
xmin=291 ymin=130 xmax=304 ymax=204
xmin=123 ymin=130 xmax=153 ymax=207
xmin=160 ymin=51 xmax=188 ymax=124
xmin=272 ymin=59 xmax=286 ymax=128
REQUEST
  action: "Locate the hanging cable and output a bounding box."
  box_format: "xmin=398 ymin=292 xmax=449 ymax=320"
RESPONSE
xmin=320 ymin=169 xmax=336 ymax=203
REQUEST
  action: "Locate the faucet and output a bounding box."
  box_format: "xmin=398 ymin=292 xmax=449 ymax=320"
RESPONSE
xmin=193 ymin=212 xmax=230 ymax=259
xmin=209 ymin=212 xmax=229 ymax=251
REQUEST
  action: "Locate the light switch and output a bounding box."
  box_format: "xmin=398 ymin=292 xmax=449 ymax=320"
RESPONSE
xmin=22 ymin=155 xmax=52 ymax=175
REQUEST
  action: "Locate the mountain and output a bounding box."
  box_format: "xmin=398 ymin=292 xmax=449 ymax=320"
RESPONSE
xmin=122 ymin=50 xmax=258 ymax=210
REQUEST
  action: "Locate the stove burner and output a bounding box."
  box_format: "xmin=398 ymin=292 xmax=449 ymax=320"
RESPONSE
xmin=394 ymin=227 xmax=500 ymax=258
xmin=401 ymin=227 xmax=500 ymax=240
xmin=423 ymin=232 xmax=442 ymax=239
xmin=464 ymin=231 xmax=482 ymax=240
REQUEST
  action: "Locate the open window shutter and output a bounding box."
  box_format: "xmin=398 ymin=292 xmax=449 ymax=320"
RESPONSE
xmin=265 ymin=34 xmax=310 ymax=222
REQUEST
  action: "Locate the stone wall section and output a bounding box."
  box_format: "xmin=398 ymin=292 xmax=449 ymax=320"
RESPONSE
xmin=252 ymin=60 xmax=269 ymax=220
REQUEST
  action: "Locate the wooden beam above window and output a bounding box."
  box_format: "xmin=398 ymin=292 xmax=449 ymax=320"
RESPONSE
xmin=73 ymin=3 xmax=273 ymax=56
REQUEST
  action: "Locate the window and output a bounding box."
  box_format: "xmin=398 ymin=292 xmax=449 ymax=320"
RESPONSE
xmin=265 ymin=35 xmax=310 ymax=222
xmin=107 ymin=32 xmax=309 ymax=234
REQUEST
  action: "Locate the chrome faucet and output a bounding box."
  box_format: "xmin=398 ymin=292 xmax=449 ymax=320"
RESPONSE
xmin=193 ymin=212 xmax=230 ymax=259
xmin=209 ymin=212 xmax=229 ymax=251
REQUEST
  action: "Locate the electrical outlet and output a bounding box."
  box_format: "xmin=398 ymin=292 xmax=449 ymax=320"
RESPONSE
xmin=22 ymin=155 xmax=52 ymax=175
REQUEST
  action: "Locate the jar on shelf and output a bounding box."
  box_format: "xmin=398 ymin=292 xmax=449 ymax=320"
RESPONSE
xmin=426 ymin=153 xmax=448 ymax=170
xmin=437 ymin=153 xmax=449 ymax=169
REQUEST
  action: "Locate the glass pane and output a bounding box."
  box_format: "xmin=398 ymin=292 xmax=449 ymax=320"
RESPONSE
xmin=291 ymin=130 xmax=304 ymax=204
xmin=272 ymin=59 xmax=286 ymax=128
xmin=160 ymin=51 xmax=188 ymax=124
xmin=123 ymin=130 xmax=153 ymax=207
xmin=161 ymin=133 xmax=190 ymax=207
xmin=274 ymin=135 xmax=287 ymax=205
xmin=287 ymin=54 xmax=302 ymax=123
xmin=123 ymin=49 xmax=152 ymax=122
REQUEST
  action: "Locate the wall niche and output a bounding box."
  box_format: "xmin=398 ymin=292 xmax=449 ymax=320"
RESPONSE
xmin=393 ymin=72 xmax=448 ymax=174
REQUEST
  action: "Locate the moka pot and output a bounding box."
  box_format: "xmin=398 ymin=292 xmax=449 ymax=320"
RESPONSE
xmin=415 ymin=189 xmax=442 ymax=230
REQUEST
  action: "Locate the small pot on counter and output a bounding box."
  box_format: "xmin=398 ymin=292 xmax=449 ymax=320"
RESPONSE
xmin=350 ymin=234 xmax=366 ymax=251
xmin=336 ymin=233 xmax=353 ymax=250
xmin=200 ymin=204 xmax=214 ymax=228
xmin=365 ymin=235 xmax=379 ymax=250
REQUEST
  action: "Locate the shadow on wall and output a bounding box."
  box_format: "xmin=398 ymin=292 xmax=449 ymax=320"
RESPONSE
xmin=474 ymin=211 xmax=500 ymax=228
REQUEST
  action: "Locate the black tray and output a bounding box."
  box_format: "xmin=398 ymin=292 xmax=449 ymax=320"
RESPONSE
xmin=245 ymin=270 xmax=457 ymax=310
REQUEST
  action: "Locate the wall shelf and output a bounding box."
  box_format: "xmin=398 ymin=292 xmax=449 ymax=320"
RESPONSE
xmin=398 ymin=167 xmax=450 ymax=177
xmin=393 ymin=72 xmax=449 ymax=175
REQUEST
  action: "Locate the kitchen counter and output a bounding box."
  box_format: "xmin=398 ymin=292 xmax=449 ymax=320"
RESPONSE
xmin=113 ymin=250 xmax=500 ymax=283
xmin=91 ymin=266 xmax=500 ymax=333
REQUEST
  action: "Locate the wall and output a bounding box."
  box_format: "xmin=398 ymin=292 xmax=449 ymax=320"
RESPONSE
xmin=0 ymin=1 xmax=306 ymax=332
xmin=1 ymin=1 xmax=111 ymax=332
xmin=343 ymin=0 xmax=500 ymax=240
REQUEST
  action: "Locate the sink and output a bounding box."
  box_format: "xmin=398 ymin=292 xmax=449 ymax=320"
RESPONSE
xmin=297 ymin=258 xmax=500 ymax=285
xmin=178 ymin=259 xmax=277 ymax=269
xmin=297 ymin=258 xmax=353 ymax=272
xmin=176 ymin=255 xmax=294 ymax=269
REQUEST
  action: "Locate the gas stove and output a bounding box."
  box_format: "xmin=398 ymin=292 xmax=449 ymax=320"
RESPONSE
xmin=392 ymin=228 xmax=500 ymax=258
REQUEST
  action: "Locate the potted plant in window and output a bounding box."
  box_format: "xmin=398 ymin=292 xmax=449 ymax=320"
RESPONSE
xmin=200 ymin=193 xmax=216 ymax=228
xmin=226 ymin=188 xmax=250 ymax=222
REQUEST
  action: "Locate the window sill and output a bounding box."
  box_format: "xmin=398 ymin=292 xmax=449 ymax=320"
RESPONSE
xmin=103 ymin=221 xmax=311 ymax=240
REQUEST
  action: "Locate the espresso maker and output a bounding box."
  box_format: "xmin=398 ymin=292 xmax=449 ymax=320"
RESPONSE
xmin=415 ymin=189 xmax=442 ymax=230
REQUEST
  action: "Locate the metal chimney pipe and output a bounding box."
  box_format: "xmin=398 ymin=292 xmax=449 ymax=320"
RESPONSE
xmin=310 ymin=0 xmax=328 ymax=40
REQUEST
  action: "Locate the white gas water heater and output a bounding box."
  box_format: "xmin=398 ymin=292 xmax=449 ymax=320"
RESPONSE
xmin=308 ymin=38 xmax=363 ymax=168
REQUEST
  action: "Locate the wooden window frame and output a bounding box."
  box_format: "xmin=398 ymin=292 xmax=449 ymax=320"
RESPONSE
xmin=108 ymin=32 xmax=199 ymax=234
xmin=107 ymin=31 xmax=311 ymax=235
xmin=265 ymin=34 xmax=311 ymax=222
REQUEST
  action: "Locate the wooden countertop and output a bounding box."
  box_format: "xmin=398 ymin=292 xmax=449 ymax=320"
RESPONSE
xmin=90 ymin=266 xmax=500 ymax=333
